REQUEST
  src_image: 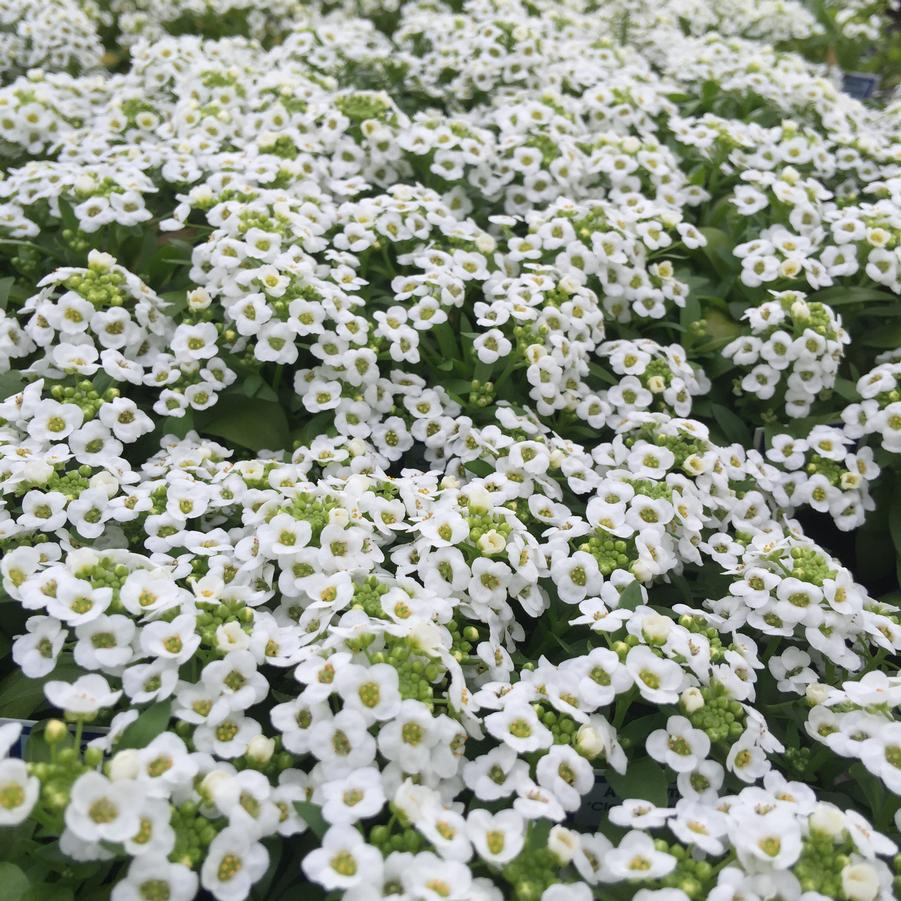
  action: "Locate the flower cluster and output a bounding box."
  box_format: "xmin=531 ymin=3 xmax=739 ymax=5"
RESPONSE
xmin=0 ymin=1 xmax=899 ymax=901
xmin=723 ymin=290 xmax=849 ymax=418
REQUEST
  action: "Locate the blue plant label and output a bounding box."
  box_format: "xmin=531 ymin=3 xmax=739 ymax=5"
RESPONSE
xmin=842 ymin=73 xmax=880 ymax=100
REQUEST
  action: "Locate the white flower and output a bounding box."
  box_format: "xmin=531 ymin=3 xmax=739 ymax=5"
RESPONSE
xmin=466 ymin=808 xmax=524 ymax=864
xmin=201 ymin=827 xmax=269 ymax=901
xmin=604 ymin=830 xmax=676 ymax=880
xmin=625 ymin=646 xmax=683 ymax=705
xmin=377 ymin=699 xmax=440 ymax=773
xmin=112 ymin=857 xmax=198 ymax=901
xmin=45 ymin=673 xmax=121 ymax=717
xmin=646 ymin=716 xmax=711 ymax=773
xmin=302 ymin=825 xmax=383 ymax=891
xmin=0 ymin=759 xmax=39 ymax=825
xmin=732 ymin=810 xmax=802 ymax=870
xmin=335 ymin=663 xmax=402 ymax=724
xmin=320 ymin=767 xmax=386 ymax=825
xmin=535 ymin=745 xmax=595 ymax=811
xmin=65 ymin=772 xmax=144 ymax=843
xmin=485 ymin=703 xmax=553 ymax=754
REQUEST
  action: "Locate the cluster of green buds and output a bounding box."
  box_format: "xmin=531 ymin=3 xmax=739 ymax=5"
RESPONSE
xmin=658 ymin=841 xmax=715 ymax=899
xmin=531 ymin=703 xmax=579 ymax=746
xmin=49 ymin=380 xmax=118 ymax=418
xmin=368 ymin=820 xmax=427 ymax=856
xmin=63 ymin=259 xmax=130 ymax=309
xmin=171 ymin=800 xmax=225 ymax=869
xmin=369 ymin=637 xmax=442 ymax=705
xmin=683 ymin=684 xmax=746 ymax=744
xmin=469 ymin=379 xmax=496 ymax=409
xmin=501 ymin=844 xmax=561 ymax=901
xmin=579 ymin=531 xmax=636 ymax=577
xmin=195 ymin=601 xmax=255 ymax=650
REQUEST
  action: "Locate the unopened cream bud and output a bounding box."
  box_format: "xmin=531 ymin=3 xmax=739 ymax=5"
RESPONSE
xmin=45 ymin=719 xmax=69 ymax=744
xmin=89 ymin=471 xmax=120 ymax=498
xmin=806 ymin=682 xmax=831 ymax=705
xmin=187 ymin=288 xmax=212 ymax=310
xmin=467 ymin=486 xmax=492 ymax=513
xmin=109 ymin=748 xmax=141 ymax=781
xmin=329 ymin=507 xmax=350 ymax=528
xmin=525 ymin=344 xmax=545 ymax=364
xmin=680 ymin=687 xmax=705 ymax=714
xmin=200 ymin=769 xmax=231 ymax=802
xmin=22 ymin=460 xmax=53 ymax=485
xmin=247 ymin=735 xmax=275 ymax=765
xmin=575 ymin=723 xmax=604 ymax=759
xmin=841 ymin=863 xmax=879 ymax=901
xmin=647 ymin=375 xmax=666 ymax=394
xmin=216 ymin=621 xmax=250 ymax=652
xmin=558 ymin=275 xmax=578 ymax=295
xmin=475 ymin=234 xmax=496 ymax=254
xmin=867 ymin=228 xmax=889 ymax=248
xmin=548 ymin=825 xmax=579 ymax=864
xmin=790 ymin=300 xmax=811 ymax=320
xmin=631 ymin=560 xmax=655 ymax=583
xmin=478 ymin=529 xmax=506 ymax=555
xmin=88 ymin=250 xmax=116 ymax=272
xmin=683 ymin=453 xmax=709 ymax=475
xmin=780 ymin=259 xmax=802 ymax=279
xmin=642 ymin=613 xmax=672 ymax=644
xmin=809 ymin=803 xmax=845 ymax=838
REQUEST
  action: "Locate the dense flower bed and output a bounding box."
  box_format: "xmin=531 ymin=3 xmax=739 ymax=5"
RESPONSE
xmin=0 ymin=1 xmax=900 ymax=900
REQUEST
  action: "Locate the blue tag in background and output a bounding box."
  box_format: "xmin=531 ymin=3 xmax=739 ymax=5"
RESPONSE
xmin=842 ymin=73 xmax=880 ymax=101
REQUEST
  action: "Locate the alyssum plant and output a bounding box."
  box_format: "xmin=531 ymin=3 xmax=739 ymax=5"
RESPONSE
xmin=0 ymin=1 xmax=899 ymax=900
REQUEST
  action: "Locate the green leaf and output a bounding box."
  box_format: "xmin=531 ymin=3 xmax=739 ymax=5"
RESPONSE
xmin=293 ymin=801 xmax=327 ymax=839
xmin=292 ymin=411 xmax=332 ymax=448
xmin=605 ymin=756 xmax=669 ymax=807
xmin=832 ymin=377 xmax=858 ymax=402
xmin=463 ymin=458 xmax=494 ymax=477
xmin=697 ymin=227 xmax=736 ymax=278
xmin=0 ymin=371 xmax=26 ymax=401
xmin=159 ymin=290 xmax=188 ymax=316
xmin=200 ymin=395 xmax=290 ymax=452
xmin=117 ymin=700 xmax=172 ymax=750
xmin=22 ymin=888 xmax=73 ymax=901
xmin=524 ymin=818 xmax=552 ymax=852
xmin=679 ymin=293 xmax=701 ymax=332
xmin=431 ymin=322 xmax=459 ymax=362
xmin=618 ymin=715 xmax=659 ymax=749
xmin=710 ymin=403 xmax=751 ymax=446
xmin=57 ymin=198 xmax=78 ymax=233
xmin=890 ymin=478 xmax=901 ymax=589
xmin=239 ymin=374 xmax=278 ymax=402
xmin=588 ymin=361 xmax=616 ymax=386
xmin=808 ymin=286 xmax=897 ymax=307
xmin=862 ymin=322 xmax=901 ymax=349
xmin=616 ymin=580 xmax=644 ymax=612
xmin=0 ymin=662 xmax=81 ymax=718
xmin=0 ymin=276 xmax=15 ymax=311
xmin=443 ymin=379 xmax=474 ymax=397
xmin=0 ymin=863 xmax=30 ymax=901
xmin=18 ymin=877 xmax=75 ymax=901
